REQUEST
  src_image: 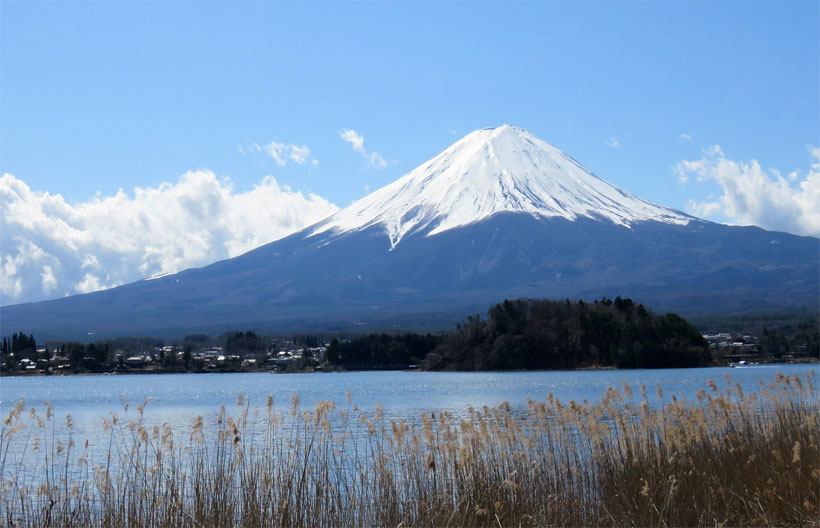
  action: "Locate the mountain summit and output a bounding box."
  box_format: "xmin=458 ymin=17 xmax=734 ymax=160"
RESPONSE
xmin=2 ymin=126 xmax=817 ymax=339
xmin=315 ymin=125 xmax=689 ymax=248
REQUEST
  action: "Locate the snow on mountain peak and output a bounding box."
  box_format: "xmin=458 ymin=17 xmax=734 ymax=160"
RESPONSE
xmin=313 ymin=125 xmax=690 ymax=249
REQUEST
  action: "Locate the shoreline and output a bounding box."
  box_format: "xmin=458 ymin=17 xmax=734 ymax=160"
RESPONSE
xmin=2 ymin=358 xmax=817 ymax=378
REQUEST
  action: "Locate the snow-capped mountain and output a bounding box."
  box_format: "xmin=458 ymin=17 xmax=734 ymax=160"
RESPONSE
xmin=314 ymin=125 xmax=689 ymax=248
xmin=2 ymin=126 xmax=817 ymax=340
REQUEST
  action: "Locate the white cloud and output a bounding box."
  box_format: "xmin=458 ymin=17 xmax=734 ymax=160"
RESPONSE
xmin=675 ymin=146 xmax=820 ymax=237
xmin=339 ymin=128 xmax=389 ymax=169
xmin=81 ymin=253 xmax=99 ymax=269
xmin=0 ymin=171 xmax=339 ymax=305
xmin=75 ymin=272 xmax=108 ymax=294
xmin=685 ymin=199 xmax=721 ymax=218
xmin=288 ymin=145 xmax=311 ymax=165
xmin=41 ymin=265 xmax=57 ymax=293
xmin=339 ymin=129 xmax=364 ymax=152
xmin=367 ymin=152 xmax=388 ymax=169
xmin=679 ymin=133 xmax=693 ymax=142
xmin=265 ymin=141 xmax=313 ymax=166
xmin=708 ymin=144 xmax=723 ymax=157
xmin=605 ymin=137 xmax=620 ymax=149
xmin=240 ymin=140 xmax=315 ymax=166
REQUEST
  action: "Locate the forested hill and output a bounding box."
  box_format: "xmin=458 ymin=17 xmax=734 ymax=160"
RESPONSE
xmin=325 ymin=297 xmax=711 ymax=371
xmin=426 ymin=297 xmax=710 ymax=370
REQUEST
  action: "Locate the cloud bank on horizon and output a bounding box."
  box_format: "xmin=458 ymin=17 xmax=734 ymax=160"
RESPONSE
xmin=0 ymin=171 xmax=338 ymax=305
xmin=677 ymin=146 xmax=820 ymax=238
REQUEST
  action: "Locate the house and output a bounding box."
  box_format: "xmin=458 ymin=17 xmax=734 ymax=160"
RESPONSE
xmin=125 ymin=356 xmax=144 ymax=368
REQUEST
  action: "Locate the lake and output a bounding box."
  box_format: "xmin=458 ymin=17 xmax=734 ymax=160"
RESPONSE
xmin=1 ymin=365 xmax=816 ymax=438
xmin=0 ymin=364 xmax=816 ymax=498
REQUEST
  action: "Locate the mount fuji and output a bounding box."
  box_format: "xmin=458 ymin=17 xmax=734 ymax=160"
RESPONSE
xmin=2 ymin=126 xmax=817 ymax=339
xmin=312 ymin=125 xmax=690 ymax=248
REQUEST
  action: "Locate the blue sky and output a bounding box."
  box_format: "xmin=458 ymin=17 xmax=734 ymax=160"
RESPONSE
xmin=1 ymin=1 xmax=818 ymax=304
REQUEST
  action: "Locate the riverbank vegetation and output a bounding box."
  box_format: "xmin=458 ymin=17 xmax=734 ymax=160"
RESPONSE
xmin=1 ymin=373 xmax=817 ymax=527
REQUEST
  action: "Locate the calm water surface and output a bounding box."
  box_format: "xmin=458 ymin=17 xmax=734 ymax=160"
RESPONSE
xmin=2 ymin=365 xmax=816 ymax=436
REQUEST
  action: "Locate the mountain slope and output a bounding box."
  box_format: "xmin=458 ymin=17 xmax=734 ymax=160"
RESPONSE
xmin=1 ymin=126 xmax=817 ymax=340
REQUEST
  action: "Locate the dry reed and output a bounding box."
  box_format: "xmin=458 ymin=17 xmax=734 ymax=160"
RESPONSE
xmin=1 ymin=372 xmax=817 ymax=527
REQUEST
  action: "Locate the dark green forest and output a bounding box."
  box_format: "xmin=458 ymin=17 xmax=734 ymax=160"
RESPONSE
xmin=427 ymin=297 xmax=710 ymax=370
xmin=326 ymin=297 xmax=712 ymax=371
xmin=325 ymin=333 xmax=441 ymax=370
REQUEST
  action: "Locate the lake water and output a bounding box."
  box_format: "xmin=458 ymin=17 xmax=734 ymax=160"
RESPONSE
xmin=2 ymin=365 xmax=816 ymax=438
xmin=0 ymin=365 xmax=816 ymax=495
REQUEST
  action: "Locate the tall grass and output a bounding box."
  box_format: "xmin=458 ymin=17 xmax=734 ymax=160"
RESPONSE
xmin=1 ymin=373 xmax=817 ymax=527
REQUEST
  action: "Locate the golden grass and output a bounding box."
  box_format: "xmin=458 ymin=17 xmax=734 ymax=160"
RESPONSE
xmin=1 ymin=372 xmax=817 ymax=527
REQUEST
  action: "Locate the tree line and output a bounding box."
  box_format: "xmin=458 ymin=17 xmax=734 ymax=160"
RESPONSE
xmin=326 ymin=333 xmax=442 ymax=370
xmin=1 ymin=332 xmax=38 ymax=370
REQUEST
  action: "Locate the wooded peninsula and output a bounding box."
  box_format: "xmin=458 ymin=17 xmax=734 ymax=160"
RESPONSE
xmin=327 ymin=297 xmax=713 ymax=370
